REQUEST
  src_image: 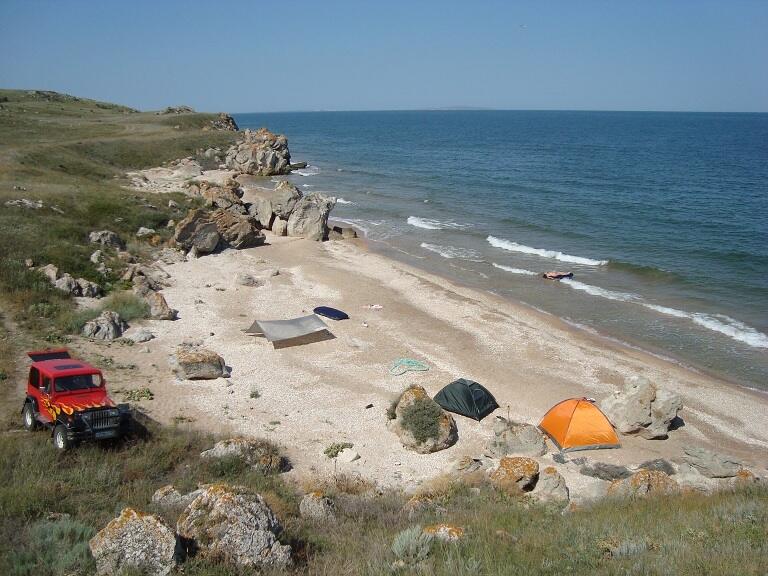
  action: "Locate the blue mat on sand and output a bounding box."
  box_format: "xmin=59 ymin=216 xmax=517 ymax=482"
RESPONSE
xmin=313 ymin=306 xmax=349 ymax=321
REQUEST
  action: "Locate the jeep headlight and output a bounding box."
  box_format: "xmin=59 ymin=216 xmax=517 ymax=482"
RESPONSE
xmin=108 ymin=408 xmax=120 ymax=417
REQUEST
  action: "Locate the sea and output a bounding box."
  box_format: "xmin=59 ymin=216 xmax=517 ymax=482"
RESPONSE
xmin=234 ymin=111 xmax=768 ymax=391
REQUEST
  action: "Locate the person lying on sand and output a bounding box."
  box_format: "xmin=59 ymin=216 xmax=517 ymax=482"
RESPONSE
xmin=543 ymin=271 xmax=574 ymax=280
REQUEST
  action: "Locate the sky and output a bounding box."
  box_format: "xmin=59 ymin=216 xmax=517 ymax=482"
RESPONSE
xmin=1 ymin=0 xmax=766 ymax=113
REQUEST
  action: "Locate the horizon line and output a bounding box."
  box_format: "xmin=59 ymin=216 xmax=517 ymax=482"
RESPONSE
xmin=229 ymin=107 xmax=768 ymax=115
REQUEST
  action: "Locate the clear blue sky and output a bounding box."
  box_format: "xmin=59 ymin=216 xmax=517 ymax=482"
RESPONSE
xmin=1 ymin=0 xmax=766 ymax=112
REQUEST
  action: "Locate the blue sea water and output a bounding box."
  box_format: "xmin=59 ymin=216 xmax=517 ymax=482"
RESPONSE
xmin=235 ymin=111 xmax=768 ymax=390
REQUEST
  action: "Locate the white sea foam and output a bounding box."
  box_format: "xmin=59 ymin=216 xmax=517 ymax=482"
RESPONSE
xmin=301 ymin=184 xmax=313 ymax=188
xmin=408 ymin=216 xmax=470 ymax=230
xmin=560 ymin=279 xmax=640 ymax=302
xmin=296 ymin=165 xmax=320 ymax=177
xmin=486 ymin=236 xmax=608 ymax=266
xmin=491 ymin=263 xmax=537 ymax=276
xmin=420 ymin=242 xmax=482 ymax=261
xmin=336 ymin=198 xmax=354 ymax=205
xmin=557 ymin=281 xmax=768 ymax=348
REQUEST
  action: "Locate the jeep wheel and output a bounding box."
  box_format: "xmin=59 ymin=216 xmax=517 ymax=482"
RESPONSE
xmin=53 ymin=425 xmax=71 ymax=451
xmin=22 ymin=404 xmax=38 ymax=431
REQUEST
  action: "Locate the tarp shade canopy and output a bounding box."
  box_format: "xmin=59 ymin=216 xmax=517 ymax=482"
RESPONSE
xmin=433 ymin=378 xmax=499 ymax=421
xmin=538 ymin=397 xmax=620 ymax=452
xmin=246 ymin=314 xmax=334 ymax=349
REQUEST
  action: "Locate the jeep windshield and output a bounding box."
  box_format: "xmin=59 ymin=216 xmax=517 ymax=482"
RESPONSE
xmin=54 ymin=373 xmax=103 ymax=392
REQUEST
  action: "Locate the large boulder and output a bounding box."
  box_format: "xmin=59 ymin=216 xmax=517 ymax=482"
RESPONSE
xmin=486 ymin=417 xmax=546 ymax=457
xmin=607 ymin=469 xmax=678 ymax=498
xmin=532 ymin=466 xmax=569 ymax=503
xmin=89 ymin=230 xmax=125 ymax=250
xmin=83 ymin=311 xmax=127 ymax=340
xmin=272 ymin=218 xmax=288 ymax=237
xmin=683 ymin=446 xmax=743 ymax=478
xmin=209 ymin=112 xmax=239 ymax=132
xmin=152 ymin=485 xmax=204 ymax=510
xmin=176 ymin=484 xmax=291 ymax=568
xmin=210 ymin=209 xmax=265 ymax=249
xmin=169 ymin=344 xmax=225 ymax=380
xmin=490 ymin=456 xmax=539 ymax=493
xmin=388 ymin=386 xmax=458 ymax=454
xmin=287 ymin=193 xmax=336 ymax=241
xmin=255 ymin=180 xmax=303 ymax=228
xmin=200 ymin=437 xmax=286 ymax=473
xmin=173 ymin=209 xmax=221 ymax=255
xmin=225 ymin=128 xmax=292 ymax=176
xmin=89 ymin=508 xmax=176 ymax=576
xmin=147 ymin=292 xmax=178 ymax=320
xmin=599 ymin=377 xmax=682 ymax=439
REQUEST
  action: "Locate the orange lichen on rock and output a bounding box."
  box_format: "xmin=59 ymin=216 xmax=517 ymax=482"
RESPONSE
xmin=424 ymin=523 xmax=465 ymax=542
xmin=608 ymin=469 xmax=678 ymax=497
xmin=490 ymin=456 xmax=540 ymax=492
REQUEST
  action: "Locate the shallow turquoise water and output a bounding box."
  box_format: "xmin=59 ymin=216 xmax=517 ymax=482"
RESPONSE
xmin=236 ymin=111 xmax=768 ymax=389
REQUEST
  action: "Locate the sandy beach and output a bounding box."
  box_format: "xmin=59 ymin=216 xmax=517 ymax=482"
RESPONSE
xmin=82 ymin=174 xmax=768 ymax=498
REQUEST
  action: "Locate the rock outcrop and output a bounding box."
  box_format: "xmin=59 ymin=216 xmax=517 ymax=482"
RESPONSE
xmin=287 ymin=193 xmax=336 ymax=241
xmin=607 ymin=469 xmax=678 ymax=498
xmin=176 ymin=484 xmax=291 ymax=568
xmin=88 ymin=230 xmax=125 ymax=250
xmin=225 ymin=128 xmax=291 ymax=176
xmin=83 ymin=311 xmax=127 ymax=340
xmin=486 ymin=417 xmax=546 ymax=457
xmin=200 ymin=437 xmax=286 ymax=473
xmin=254 ymin=180 xmax=303 ymax=228
xmin=489 ymin=456 xmax=540 ymax=493
xmin=89 ymin=508 xmax=176 ymax=576
xmin=599 ymin=377 xmax=682 ymax=439
xmin=187 ymin=180 xmax=248 ymax=215
xmin=152 ymin=485 xmax=204 ymax=510
xmin=173 ymin=209 xmax=221 ymax=255
xmin=173 ymin=208 xmax=264 ymax=254
xmin=388 ymin=386 xmax=458 ymax=454
xmin=209 ymin=112 xmax=238 ymax=131
xmin=210 ymin=209 xmax=265 ymax=249
xmin=169 ymin=344 xmax=225 ymax=380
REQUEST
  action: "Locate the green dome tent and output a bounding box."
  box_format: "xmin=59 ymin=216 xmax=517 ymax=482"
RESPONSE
xmin=433 ymin=378 xmax=499 ymax=421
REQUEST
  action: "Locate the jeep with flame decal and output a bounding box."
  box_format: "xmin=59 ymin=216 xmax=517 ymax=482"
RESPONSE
xmin=21 ymin=349 xmax=131 ymax=450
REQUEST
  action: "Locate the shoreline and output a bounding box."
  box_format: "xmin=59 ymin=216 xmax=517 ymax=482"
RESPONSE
xmin=344 ymin=224 xmax=765 ymax=397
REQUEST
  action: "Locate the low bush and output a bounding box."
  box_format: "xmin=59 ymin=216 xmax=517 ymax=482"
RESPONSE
xmin=324 ymin=442 xmax=353 ymax=459
xmin=400 ymin=396 xmax=443 ymax=444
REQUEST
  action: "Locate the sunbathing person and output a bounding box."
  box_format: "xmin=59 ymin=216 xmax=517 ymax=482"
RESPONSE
xmin=542 ymin=271 xmax=574 ymax=280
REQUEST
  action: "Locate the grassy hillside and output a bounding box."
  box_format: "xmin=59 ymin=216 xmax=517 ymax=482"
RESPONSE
xmin=0 ymin=90 xmax=766 ymax=576
xmin=0 ymin=88 xmax=237 ymax=338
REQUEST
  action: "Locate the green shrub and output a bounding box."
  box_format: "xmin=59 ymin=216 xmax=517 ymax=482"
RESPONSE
xmin=6 ymin=517 xmax=96 ymax=576
xmin=392 ymin=525 xmax=433 ymax=565
xmin=324 ymin=442 xmax=354 ymax=459
xmin=101 ymin=291 xmax=149 ymax=322
xmin=401 ymin=396 xmax=443 ymax=444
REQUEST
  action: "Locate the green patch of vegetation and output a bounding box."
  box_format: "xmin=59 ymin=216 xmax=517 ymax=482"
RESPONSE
xmin=122 ymin=387 xmax=154 ymax=402
xmin=54 ymin=291 xmax=149 ymax=335
xmin=323 ymin=442 xmax=353 ymax=459
xmin=6 ymin=517 xmax=96 ymax=576
xmin=250 ymin=388 xmax=261 ymax=399
xmin=400 ymin=396 xmax=443 ymax=444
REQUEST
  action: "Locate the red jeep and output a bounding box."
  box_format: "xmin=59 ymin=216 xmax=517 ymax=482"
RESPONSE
xmin=21 ymin=349 xmax=131 ymax=450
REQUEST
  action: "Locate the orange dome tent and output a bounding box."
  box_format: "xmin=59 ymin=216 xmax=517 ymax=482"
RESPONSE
xmin=538 ymin=398 xmax=620 ymax=452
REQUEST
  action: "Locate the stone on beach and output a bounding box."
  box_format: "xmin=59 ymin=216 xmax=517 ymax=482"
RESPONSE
xmin=210 ymin=209 xmax=265 ymax=249
xmin=173 ymin=209 xmax=221 ymax=254
xmin=607 ymin=469 xmax=678 ymax=498
xmin=683 ymin=446 xmax=743 ymax=478
xmin=532 ymin=466 xmax=570 ymax=503
xmin=89 ymin=508 xmax=176 ymax=576
xmin=486 ymin=417 xmax=546 ymax=457
xmin=169 ymin=344 xmax=225 ymax=380
xmin=599 ymin=376 xmax=682 ymax=439
xmin=146 ymin=291 xmax=178 ymax=320
xmin=200 ymin=437 xmax=286 ymax=473
xmin=287 ymin=192 xmax=336 ymax=241
xmin=83 ymin=311 xmax=127 ymax=340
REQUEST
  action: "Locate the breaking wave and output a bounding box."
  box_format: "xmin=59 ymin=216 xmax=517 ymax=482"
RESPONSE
xmin=559 ymin=280 xmax=768 ymax=348
xmin=408 ymin=216 xmax=470 ymax=230
xmin=420 ymin=242 xmax=483 ymax=261
xmin=296 ymin=165 xmax=320 ymax=177
xmin=336 ymin=198 xmax=354 ymax=204
xmin=487 ymin=236 xmax=608 ymax=266
xmin=491 ymin=263 xmax=537 ymax=276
